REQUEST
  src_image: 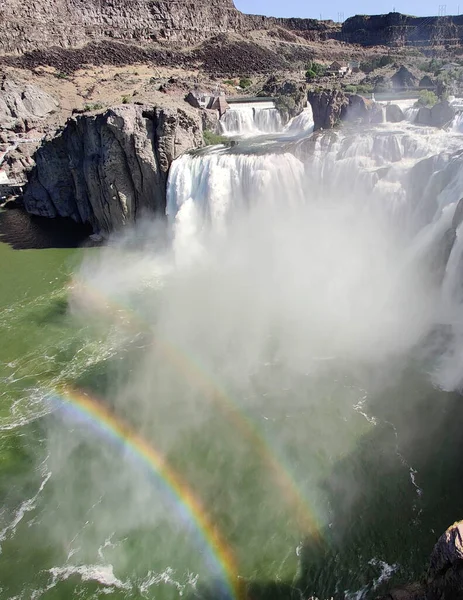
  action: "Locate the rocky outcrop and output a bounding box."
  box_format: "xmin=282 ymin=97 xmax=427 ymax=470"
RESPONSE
xmin=308 ymin=90 xmax=349 ymax=130
xmin=386 ymin=104 xmax=405 ymax=122
xmin=415 ymin=101 xmax=455 ymax=127
xmin=341 ymin=13 xmax=463 ymax=47
xmin=427 ymin=521 xmax=463 ymax=599
xmin=23 ymin=104 xmax=203 ymax=233
xmin=1 ymin=2 xmax=463 ymax=61
xmin=382 ymin=521 xmax=463 ymax=600
xmin=0 ymin=75 xmax=58 ymax=131
xmin=308 ymin=90 xmax=387 ymax=129
xmin=0 ymin=0 xmax=247 ymax=53
xmin=420 ymin=75 xmax=436 ymax=89
xmin=263 ymin=77 xmax=307 ymax=121
xmin=391 ymin=66 xmax=418 ymax=90
xmin=0 ymin=0 xmax=338 ymax=57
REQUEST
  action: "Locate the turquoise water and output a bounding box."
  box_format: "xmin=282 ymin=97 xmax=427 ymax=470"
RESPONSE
xmin=0 ymin=209 xmax=462 ymax=600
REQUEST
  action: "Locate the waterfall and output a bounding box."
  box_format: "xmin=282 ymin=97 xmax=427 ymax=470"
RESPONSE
xmin=167 ymin=121 xmax=463 ymax=388
xmin=220 ymin=103 xmax=284 ymax=136
xmin=219 ymin=103 xmax=314 ymax=138
xmin=451 ymin=112 xmax=463 ymax=132
xmin=283 ymin=105 xmax=314 ymax=136
xmin=404 ymin=107 xmax=419 ymax=123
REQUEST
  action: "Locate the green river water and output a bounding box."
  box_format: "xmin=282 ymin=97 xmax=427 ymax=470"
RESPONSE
xmin=0 ymin=208 xmax=462 ymax=600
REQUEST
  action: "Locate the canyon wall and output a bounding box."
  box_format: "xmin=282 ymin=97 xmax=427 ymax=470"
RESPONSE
xmin=0 ymin=0 xmax=337 ymax=56
xmin=341 ymin=13 xmax=463 ymax=47
xmin=23 ymin=104 xmax=204 ymax=232
xmin=3 ymin=0 xmax=462 ymax=57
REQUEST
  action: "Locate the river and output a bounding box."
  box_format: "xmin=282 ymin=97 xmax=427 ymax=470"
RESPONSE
xmin=1 ymin=104 xmax=463 ymax=600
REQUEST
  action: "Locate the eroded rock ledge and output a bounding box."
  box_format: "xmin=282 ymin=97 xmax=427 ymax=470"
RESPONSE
xmin=23 ymin=104 xmax=203 ymax=233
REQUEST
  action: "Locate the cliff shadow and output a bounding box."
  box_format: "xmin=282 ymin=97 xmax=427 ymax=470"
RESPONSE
xmin=0 ymin=207 xmax=91 ymax=249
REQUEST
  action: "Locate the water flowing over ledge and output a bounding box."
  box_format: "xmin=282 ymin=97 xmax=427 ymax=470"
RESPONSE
xmin=167 ymin=118 xmax=463 ymax=392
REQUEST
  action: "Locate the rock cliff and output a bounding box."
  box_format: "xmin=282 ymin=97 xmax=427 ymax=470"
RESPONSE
xmin=23 ymin=104 xmax=203 ymax=232
xmin=341 ymin=12 xmax=463 ymax=47
xmin=0 ymin=0 xmax=334 ymax=56
xmin=1 ymin=0 xmax=463 ymax=59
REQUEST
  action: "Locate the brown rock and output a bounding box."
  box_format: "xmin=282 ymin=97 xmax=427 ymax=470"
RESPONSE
xmin=308 ymin=89 xmax=349 ymax=130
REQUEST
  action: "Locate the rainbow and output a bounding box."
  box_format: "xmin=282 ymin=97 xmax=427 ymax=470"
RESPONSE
xmin=52 ymin=386 xmax=243 ymax=600
xmin=71 ymin=278 xmax=324 ymax=540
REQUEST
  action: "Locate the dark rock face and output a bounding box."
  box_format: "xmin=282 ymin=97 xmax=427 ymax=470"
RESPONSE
xmin=23 ymin=104 xmax=203 ymax=233
xmin=4 ymin=2 xmax=463 ymax=61
xmin=309 ymin=90 xmax=387 ymax=129
xmin=420 ymin=75 xmax=436 ymax=88
xmin=386 ymin=103 xmax=405 ymax=122
xmin=341 ymin=12 xmax=463 ymax=47
xmin=427 ymin=521 xmax=463 ymax=600
xmin=430 ymin=101 xmax=456 ymax=128
xmin=308 ymin=90 xmax=349 ymax=130
xmin=391 ymin=66 xmax=418 ymax=90
xmin=343 ymin=93 xmax=373 ymax=121
xmin=416 ymin=106 xmax=433 ymax=126
xmin=416 ymin=101 xmax=455 ymax=127
xmin=380 ymin=521 xmax=463 ymax=600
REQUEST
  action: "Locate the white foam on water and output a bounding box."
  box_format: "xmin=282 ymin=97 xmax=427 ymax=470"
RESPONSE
xmin=0 ymin=470 xmax=51 ymax=553
xmin=47 ymin=564 xmax=132 ymax=591
xmin=369 ymin=558 xmax=399 ymax=589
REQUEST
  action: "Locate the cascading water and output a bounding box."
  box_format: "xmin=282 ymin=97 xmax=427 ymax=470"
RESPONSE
xmin=219 ymin=102 xmax=314 ymax=137
xmin=5 ymin=104 xmax=463 ymax=600
xmin=219 ymin=102 xmax=284 ymax=136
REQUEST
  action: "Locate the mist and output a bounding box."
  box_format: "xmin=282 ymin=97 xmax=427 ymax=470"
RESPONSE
xmin=33 ymin=124 xmax=463 ymax=598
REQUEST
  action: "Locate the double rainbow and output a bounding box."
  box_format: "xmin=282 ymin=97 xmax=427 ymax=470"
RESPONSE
xmin=53 ymin=386 xmax=243 ymax=600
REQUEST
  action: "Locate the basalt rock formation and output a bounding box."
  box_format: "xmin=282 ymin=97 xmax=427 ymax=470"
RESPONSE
xmin=415 ymin=100 xmax=456 ymax=127
xmin=0 ymin=75 xmax=58 ymax=131
xmin=308 ymin=90 xmax=349 ymax=131
xmin=23 ymin=104 xmax=203 ymax=233
xmin=0 ymin=0 xmax=336 ymax=57
xmin=308 ymin=90 xmax=384 ymax=130
xmin=381 ymin=521 xmax=463 ymax=600
xmin=341 ymin=13 xmax=463 ymax=47
xmin=5 ymin=0 xmax=463 ymax=63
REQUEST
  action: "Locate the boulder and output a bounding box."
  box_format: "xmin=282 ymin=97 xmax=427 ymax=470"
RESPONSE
xmin=344 ymin=93 xmax=372 ymax=121
xmin=185 ymin=91 xmax=202 ymax=109
xmin=308 ymin=89 xmax=349 ymax=130
xmin=391 ymin=66 xmax=418 ymax=90
xmin=23 ymin=104 xmax=204 ymax=232
xmin=416 ymin=106 xmax=432 ymax=126
xmin=370 ymin=103 xmax=386 ymax=123
xmin=415 ymin=101 xmax=455 ymax=128
xmin=430 ymin=100 xmax=455 ymax=128
xmin=386 ymin=103 xmax=405 ymax=123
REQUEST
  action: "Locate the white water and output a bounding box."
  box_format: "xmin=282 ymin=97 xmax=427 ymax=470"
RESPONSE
xmin=219 ymin=103 xmax=314 ymax=137
xmin=220 ymin=105 xmax=284 ymax=136
xmin=167 ymin=120 xmax=463 ymax=391
xmin=46 ymin=109 xmax=463 ymax=600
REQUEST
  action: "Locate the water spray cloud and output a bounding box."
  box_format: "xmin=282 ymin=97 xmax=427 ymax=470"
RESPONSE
xmin=51 ymin=386 xmax=243 ymax=600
